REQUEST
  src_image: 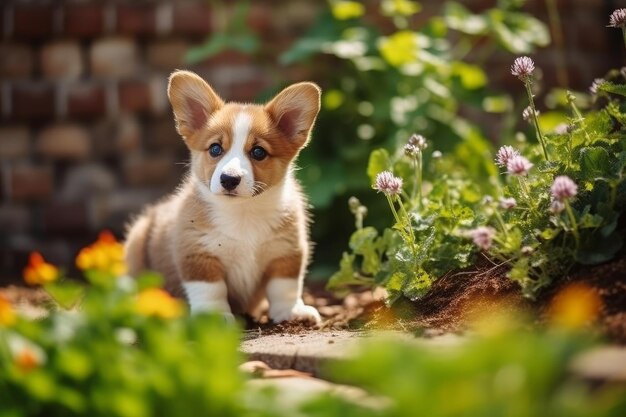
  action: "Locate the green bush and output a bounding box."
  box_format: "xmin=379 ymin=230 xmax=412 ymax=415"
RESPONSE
xmin=328 ymin=56 xmax=626 ymax=300
xmin=282 ymin=0 xmax=550 ymax=271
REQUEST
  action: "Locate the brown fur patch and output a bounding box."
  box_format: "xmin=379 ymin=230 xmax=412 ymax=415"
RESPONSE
xmin=180 ymin=254 xmax=225 ymax=283
xmin=264 ymin=254 xmax=303 ymax=280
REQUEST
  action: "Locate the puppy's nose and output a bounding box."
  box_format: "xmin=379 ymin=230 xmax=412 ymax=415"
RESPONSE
xmin=220 ymin=173 xmax=241 ymax=191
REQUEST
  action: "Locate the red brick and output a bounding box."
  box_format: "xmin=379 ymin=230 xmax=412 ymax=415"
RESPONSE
xmin=43 ymin=200 xmax=89 ymax=234
xmin=59 ymin=164 xmax=116 ymax=202
xmin=91 ymin=37 xmax=139 ymax=78
xmin=36 ymin=124 xmax=91 ymax=161
xmin=11 ymin=84 xmax=55 ymax=121
xmin=145 ymin=117 xmax=183 ymax=153
xmin=146 ymin=39 xmax=188 ymax=71
xmin=247 ymin=4 xmax=273 ymax=34
xmin=66 ymin=83 xmax=106 ymax=119
xmin=0 ymin=204 xmax=31 ymax=235
xmin=9 ymin=164 xmax=53 ymax=202
xmin=0 ymin=126 xmax=30 ymax=159
xmin=122 ymin=153 xmax=174 ymax=187
xmin=118 ymin=80 xmax=151 ymax=113
xmin=40 ymin=41 xmax=83 ymax=80
xmin=64 ymin=3 xmax=105 ymax=38
xmin=13 ymin=5 xmax=55 ymax=39
xmin=228 ymin=78 xmax=268 ymax=102
xmin=173 ymin=3 xmax=212 ymax=36
xmin=117 ymin=4 xmax=156 ymax=36
xmin=204 ymin=50 xmax=253 ymax=66
xmin=0 ymin=43 xmax=34 ymax=79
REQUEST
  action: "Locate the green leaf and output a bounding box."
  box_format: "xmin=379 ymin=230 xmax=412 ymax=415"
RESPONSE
xmin=576 ymin=231 xmax=623 ymax=265
xmin=384 ymin=271 xmax=407 ymax=305
xmin=45 ymin=281 xmax=84 ymax=309
xmin=367 ymin=148 xmax=392 ymax=184
xmin=136 ymin=272 xmax=164 ymax=291
xmin=579 ymin=146 xmax=611 ymax=179
xmin=452 ymin=62 xmax=487 ymax=90
xmin=598 ymin=81 xmax=626 ymax=97
xmin=378 ymin=30 xmax=420 ymax=67
xmin=401 ymin=268 xmax=432 ymax=301
xmin=444 ymin=2 xmax=488 ymax=35
xmin=331 ymin=1 xmax=365 ymax=20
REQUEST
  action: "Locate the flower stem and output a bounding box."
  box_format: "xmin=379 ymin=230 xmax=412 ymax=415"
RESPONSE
xmin=567 ymin=91 xmax=591 ymax=144
xmin=417 ymin=151 xmax=423 ymax=210
xmin=493 ymin=209 xmax=509 ymax=238
xmin=385 ymin=195 xmax=401 ymax=225
xmin=564 ymin=200 xmax=580 ymax=249
xmin=524 ymin=82 xmax=549 ymax=161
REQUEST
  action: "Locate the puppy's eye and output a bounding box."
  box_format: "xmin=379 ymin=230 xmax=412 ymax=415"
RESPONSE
xmin=250 ymin=146 xmax=268 ymax=161
xmin=208 ymin=143 xmax=223 ymax=157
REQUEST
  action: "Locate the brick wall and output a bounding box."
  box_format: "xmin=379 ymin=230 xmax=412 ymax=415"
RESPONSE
xmin=0 ymin=0 xmax=621 ymax=280
xmin=0 ymin=0 xmax=322 ymax=278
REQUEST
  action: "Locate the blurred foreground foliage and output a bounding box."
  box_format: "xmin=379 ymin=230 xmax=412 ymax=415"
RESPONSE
xmin=1 ymin=247 xmax=625 ymax=416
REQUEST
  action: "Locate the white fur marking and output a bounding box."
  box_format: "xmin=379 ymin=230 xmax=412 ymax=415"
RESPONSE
xmin=210 ymin=111 xmax=254 ymax=196
xmin=183 ymin=281 xmax=232 ymax=320
xmin=266 ymin=278 xmax=320 ymax=324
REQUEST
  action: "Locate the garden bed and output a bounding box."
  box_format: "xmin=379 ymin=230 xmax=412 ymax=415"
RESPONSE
xmin=2 ymin=250 xmax=625 ymax=343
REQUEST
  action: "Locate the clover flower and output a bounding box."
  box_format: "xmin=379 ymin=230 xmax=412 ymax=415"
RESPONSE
xmin=589 ymin=78 xmax=605 ymax=95
xmin=469 ymin=226 xmax=496 ymax=251
xmin=432 ymin=150 xmax=442 ymax=159
xmin=499 ymin=197 xmax=517 ymax=210
xmin=135 ymin=288 xmax=184 ymax=319
xmin=403 ymin=144 xmax=419 ymax=157
xmin=506 ymin=155 xmax=533 ymax=176
xmin=609 ymin=9 xmax=626 ymax=28
xmin=0 ymin=295 xmax=16 ymax=327
xmin=408 ymin=133 xmax=428 ymax=150
xmin=550 ymin=200 xmax=565 ymax=214
xmin=495 ymin=145 xmax=520 ymax=168
xmin=23 ymin=252 xmax=59 ymax=286
xmin=522 ymin=106 xmax=539 ymax=122
xmin=511 ymin=56 xmax=535 ymax=81
xmin=76 ymin=230 xmax=127 ymax=276
xmin=551 ymin=176 xmax=578 ymax=202
xmin=554 ymin=123 xmax=571 ymax=135
xmin=374 ymin=171 xmax=403 ymax=196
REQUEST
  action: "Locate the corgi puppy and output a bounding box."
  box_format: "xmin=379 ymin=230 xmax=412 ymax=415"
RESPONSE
xmin=124 ymin=70 xmax=321 ymax=324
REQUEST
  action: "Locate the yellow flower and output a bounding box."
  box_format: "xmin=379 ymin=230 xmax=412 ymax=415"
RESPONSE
xmin=0 ymin=294 xmax=16 ymax=326
xmin=549 ymin=283 xmax=602 ymax=329
xmin=23 ymin=252 xmax=59 ymax=286
xmin=76 ymin=230 xmax=128 ymax=276
xmin=135 ymin=288 xmax=184 ymax=319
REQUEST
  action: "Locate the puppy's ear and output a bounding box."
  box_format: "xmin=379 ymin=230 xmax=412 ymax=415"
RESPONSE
xmin=265 ymin=82 xmax=321 ymax=148
xmin=168 ymin=70 xmax=224 ymax=148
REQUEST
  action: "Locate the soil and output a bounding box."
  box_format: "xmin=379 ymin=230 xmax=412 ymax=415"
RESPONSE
xmin=2 ymin=253 xmax=625 ymax=343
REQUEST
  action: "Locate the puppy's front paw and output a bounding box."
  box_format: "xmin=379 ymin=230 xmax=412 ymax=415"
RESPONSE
xmin=270 ymin=302 xmax=321 ymax=325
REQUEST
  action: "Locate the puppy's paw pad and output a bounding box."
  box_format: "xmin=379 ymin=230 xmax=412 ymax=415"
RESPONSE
xmin=271 ymin=304 xmax=321 ymax=325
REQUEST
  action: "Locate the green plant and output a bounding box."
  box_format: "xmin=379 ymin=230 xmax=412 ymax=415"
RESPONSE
xmin=3 ymin=235 xmax=625 ymax=417
xmin=329 ymin=50 xmax=626 ymax=301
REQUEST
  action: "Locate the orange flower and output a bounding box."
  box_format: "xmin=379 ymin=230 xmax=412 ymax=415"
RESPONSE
xmin=15 ymin=347 xmax=40 ymax=372
xmin=0 ymin=294 xmax=16 ymax=326
xmin=23 ymin=252 xmax=59 ymax=286
xmin=8 ymin=336 xmax=46 ymax=372
xmin=135 ymin=288 xmax=184 ymax=319
xmin=76 ymin=230 xmax=127 ymax=276
xmin=549 ymin=283 xmax=602 ymax=329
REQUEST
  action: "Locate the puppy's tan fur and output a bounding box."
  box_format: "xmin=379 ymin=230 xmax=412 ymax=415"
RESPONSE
xmin=124 ymin=71 xmax=321 ymax=323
